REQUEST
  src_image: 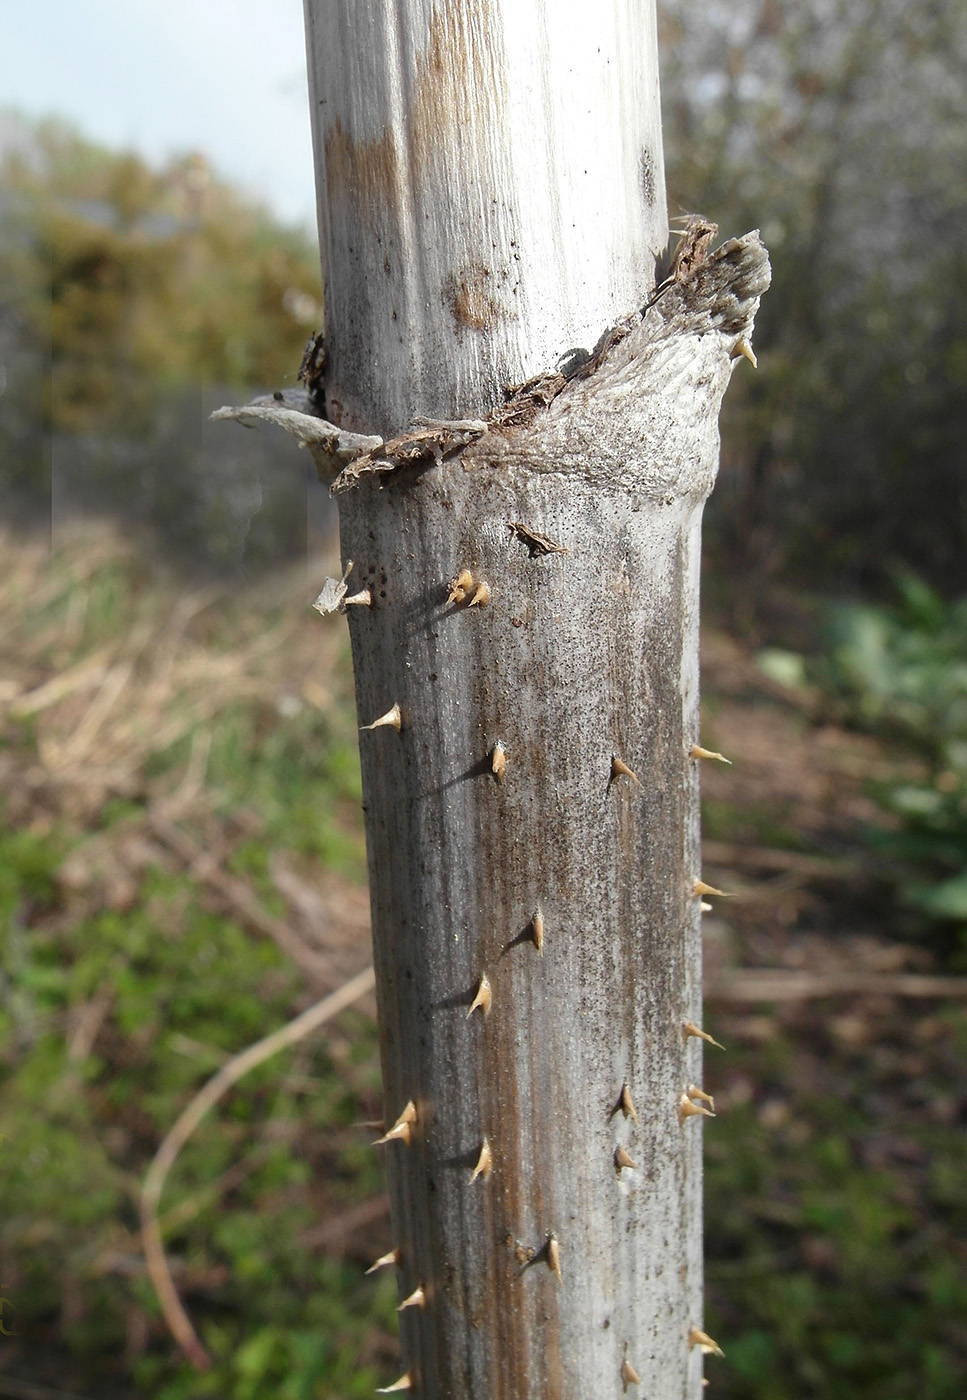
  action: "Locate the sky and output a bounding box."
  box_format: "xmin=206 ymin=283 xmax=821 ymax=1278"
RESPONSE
xmin=0 ymin=0 xmax=318 ymax=230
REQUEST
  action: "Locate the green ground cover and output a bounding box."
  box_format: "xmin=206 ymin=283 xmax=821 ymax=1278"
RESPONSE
xmin=1 ymin=531 xmax=964 ymax=1398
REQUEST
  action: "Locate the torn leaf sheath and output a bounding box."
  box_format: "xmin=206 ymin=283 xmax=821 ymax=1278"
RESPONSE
xmin=330 ymin=421 xmax=488 ymax=495
xmin=336 ymin=232 xmax=767 ymax=497
xmin=210 ymin=401 xmax=382 ymax=471
xmin=214 ymin=231 xmax=769 ymax=503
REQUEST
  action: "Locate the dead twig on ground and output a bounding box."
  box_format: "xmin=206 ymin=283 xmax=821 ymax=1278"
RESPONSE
xmin=140 ymin=965 xmax=376 ymax=1370
xmin=702 ymin=840 xmax=859 ymax=880
xmin=298 ymin=1192 xmax=391 ymax=1253
xmin=6 ymin=644 xmax=121 ymax=719
xmin=66 ymin=985 xmax=114 ymax=1062
xmin=147 ymin=813 xmax=335 ymax=984
xmin=707 ymin=969 xmax=967 ymax=1001
xmin=157 ymin=1143 xmax=278 ymax=1235
xmin=0 ymin=1377 xmax=97 ymax=1400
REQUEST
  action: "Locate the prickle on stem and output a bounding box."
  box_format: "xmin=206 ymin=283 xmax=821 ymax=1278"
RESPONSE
xmin=366 ymin=1246 xmax=401 ymax=1275
xmin=344 ymin=587 xmax=373 ymax=608
xmin=621 ymin=1355 xmax=641 ymax=1391
xmin=679 ymin=1092 xmax=716 ymax=1123
xmin=447 ymin=568 xmax=473 ymax=604
xmin=683 ymin=1020 xmax=726 ymax=1052
xmin=374 ymin=1100 xmax=417 ymax=1146
xmin=732 ymin=338 xmax=758 ymax=369
xmin=611 ymin=754 xmax=642 ymax=787
xmin=614 ymin=1146 xmax=637 ymax=1173
xmin=686 ymin=1083 xmax=715 ymax=1112
xmin=688 ymin=1326 xmax=725 ymax=1358
xmin=613 ymin=1082 xmax=639 ymax=1124
xmin=546 ymin=1233 xmax=563 ymax=1283
xmin=491 ymin=741 xmax=507 ymax=782
xmin=376 ymin=1371 xmax=414 ymax=1393
xmin=693 ymin=879 xmax=731 ymax=898
xmin=467 ymin=580 xmax=491 ymax=608
xmin=397 ymin=1286 xmax=426 ymax=1312
xmin=531 ymin=905 xmax=545 ymax=954
xmin=361 ymin=702 xmax=402 ymax=733
xmin=469 ymin=1137 xmax=493 ymax=1183
xmin=467 ymin=974 xmax=493 ymax=1019
xmin=690 ymin=743 xmax=732 ymax=765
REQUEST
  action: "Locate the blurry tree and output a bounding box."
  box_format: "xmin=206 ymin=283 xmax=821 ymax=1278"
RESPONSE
xmin=0 ymin=113 xmax=330 ymax=569
xmin=659 ymin=0 xmax=967 ymax=598
xmin=824 ymin=573 xmax=967 ymax=965
xmin=0 ymin=113 xmax=323 ymax=518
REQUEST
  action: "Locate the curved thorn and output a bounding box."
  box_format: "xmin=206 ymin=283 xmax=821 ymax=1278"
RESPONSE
xmin=688 ymin=1326 xmax=725 ymax=1358
xmin=469 ymin=1138 xmax=493 ymax=1184
xmin=683 ymin=1021 xmax=726 ymax=1052
xmin=690 ymin=743 xmax=732 ymax=765
xmin=447 ymin=568 xmax=473 ymax=604
xmin=376 ymin=1371 xmax=414 ymax=1393
xmin=611 ymin=755 xmax=641 ymax=786
xmin=361 ymin=702 xmax=402 ymax=733
xmin=467 ymin=974 xmax=493 ymax=1019
xmin=679 ymin=1092 xmax=715 ymax=1123
xmin=374 ymin=1100 xmax=417 ymax=1146
xmin=365 ymin=1246 xmax=401 ymax=1275
xmin=397 ymin=1286 xmax=425 ymax=1312
xmin=733 ymin=338 xmax=758 ymax=369
xmin=686 ymin=1083 xmax=715 ymax=1112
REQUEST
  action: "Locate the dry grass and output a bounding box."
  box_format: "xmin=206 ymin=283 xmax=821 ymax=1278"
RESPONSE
xmin=1 ymin=522 xmax=964 ymax=1398
xmin=0 ymin=519 xmax=373 ymax=1003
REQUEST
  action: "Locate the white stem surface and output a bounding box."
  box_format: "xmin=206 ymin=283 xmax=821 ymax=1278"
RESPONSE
xmin=304 ymin=0 xmax=667 ymax=432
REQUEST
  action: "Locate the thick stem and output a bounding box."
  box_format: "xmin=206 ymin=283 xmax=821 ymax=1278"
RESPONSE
xmin=303 ymin=0 xmax=667 ymax=433
xmin=217 ymin=231 xmax=769 ymax=1397
xmin=342 ymin=472 xmax=704 ymax=1398
xmin=335 ymin=243 xmax=768 ymax=1398
xmin=273 ymin=7 xmax=769 ymax=1393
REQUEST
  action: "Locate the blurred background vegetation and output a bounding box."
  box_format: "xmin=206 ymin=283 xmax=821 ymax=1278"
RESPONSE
xmin=0 ymin=109 xmax=330 ymax=572
xmin=1 ymin=0 xmax=966 ymax=1394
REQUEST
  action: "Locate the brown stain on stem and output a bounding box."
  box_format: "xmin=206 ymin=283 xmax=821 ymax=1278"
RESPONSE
xmin=446 ymin=267 xmax=504 ymax=332
xmin=325 ymin=6 xmax=507 ymax=215
xmin=410 ymin=2 xmax=507 ymax=180
xmin=324 ymin=116 xmax=400 ymax=207
xmin=325 ymin=5 xmax=514 ymax=341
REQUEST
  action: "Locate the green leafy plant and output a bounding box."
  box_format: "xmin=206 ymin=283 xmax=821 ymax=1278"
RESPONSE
xmin=823 ymin=574 xmax=967 ymax=960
